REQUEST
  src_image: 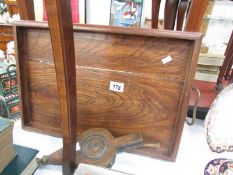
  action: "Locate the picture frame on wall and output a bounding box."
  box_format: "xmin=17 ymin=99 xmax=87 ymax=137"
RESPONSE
xmin=43 ymin=0 xmax=86 ymax=24
xmin=110 ymin=0 xmax=143 ymax=27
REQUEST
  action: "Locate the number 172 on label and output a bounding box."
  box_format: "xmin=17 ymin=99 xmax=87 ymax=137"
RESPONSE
xmin=109 ymin=81 xmax=124 ymax=93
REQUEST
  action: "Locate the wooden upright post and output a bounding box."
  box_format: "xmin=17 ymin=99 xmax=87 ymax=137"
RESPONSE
xmin=185 ymin=0 xmax=209 ymax=32
xmin=176 ymin=0 xmax=189 ymax=31
xmin=44 ymin=1 xmax=77 ymax=174
xmin=151 ymin=0 xmax=161 ymax=29
xmin=16 ymin=0 xmax=35 ymax=20
xmin=164 ymin=0 xmax=180 ymax=30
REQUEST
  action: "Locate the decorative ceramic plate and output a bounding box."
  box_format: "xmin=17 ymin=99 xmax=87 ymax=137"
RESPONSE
xmin=219 ymin=160 xmax=233 ymax=175
xmin=204 ymin=84 xmax=233 ymax=153
xmin=204 ymin=158 xmax=230 ymax=175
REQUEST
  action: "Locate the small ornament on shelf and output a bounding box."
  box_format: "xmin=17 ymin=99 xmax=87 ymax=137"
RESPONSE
xmin=0 ymin=1 xmax=7 ymax=15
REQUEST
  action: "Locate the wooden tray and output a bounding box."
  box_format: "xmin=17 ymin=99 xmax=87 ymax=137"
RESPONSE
xmin=14 ymin=21 xmax=202 ymax=161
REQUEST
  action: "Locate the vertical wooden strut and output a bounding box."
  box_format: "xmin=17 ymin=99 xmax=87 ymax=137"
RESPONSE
xmin=185 ymin=0 xmax=209 ymax=32
xmin=151 ymin=0 xmax=161 ymax=29
xmin=16 ymin=0 xmax=35 ymax=20
xmin=44 ymin=1 xmax=77 ymax=174
xmin=164 ymin=0 xmax=179 ymax=30
xmin=176 ymin=0 xmax=189 ymax=31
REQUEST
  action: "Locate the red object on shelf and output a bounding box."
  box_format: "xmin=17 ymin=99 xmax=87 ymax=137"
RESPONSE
xmin=43 ymin=0 xmax=79 ymax=23
xmin=189 ymin=80 xmax=218 ymax=108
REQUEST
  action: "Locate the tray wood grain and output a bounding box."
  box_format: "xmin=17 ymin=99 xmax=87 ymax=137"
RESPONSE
xmin=13 ymin=21 xmax=202 ymax=161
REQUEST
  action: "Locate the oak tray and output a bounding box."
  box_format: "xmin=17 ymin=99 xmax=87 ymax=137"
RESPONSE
xmin=14 ymin=21 xmax=202 ymax=161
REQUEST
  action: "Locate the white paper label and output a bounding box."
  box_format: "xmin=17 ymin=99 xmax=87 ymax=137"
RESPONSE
xmin=162 ymin=56 xmax=173 ymax=64
xmin=109 ymin=81 xmax=124 ymax=92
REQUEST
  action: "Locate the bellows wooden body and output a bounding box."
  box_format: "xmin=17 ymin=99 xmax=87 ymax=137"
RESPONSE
xmin=14 ymin=21 xmax=202 ymax=161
